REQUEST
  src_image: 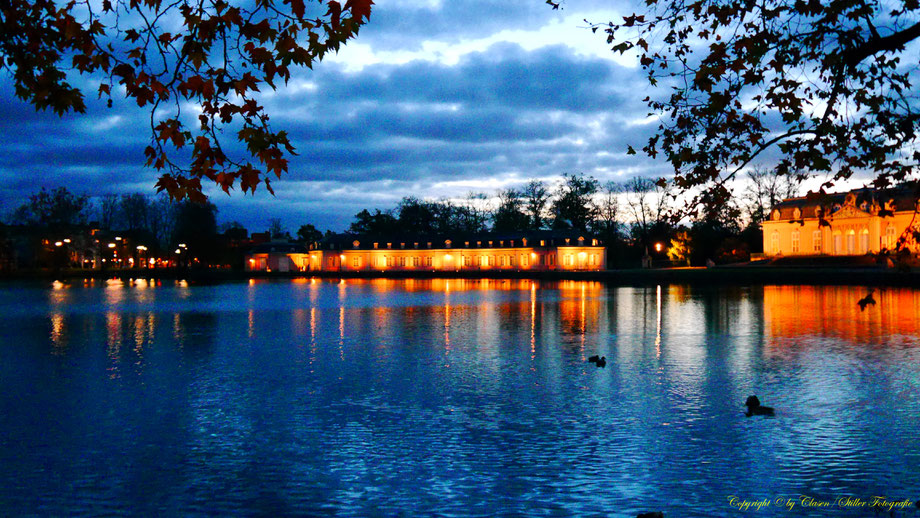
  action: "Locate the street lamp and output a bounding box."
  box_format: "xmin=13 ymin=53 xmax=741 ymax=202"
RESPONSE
xmin=655 ymin=242 xmax=663 ymax=253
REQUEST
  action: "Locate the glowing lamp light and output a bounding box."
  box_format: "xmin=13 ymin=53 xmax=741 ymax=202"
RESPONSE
xmin=578 ymin=252 xmax=587 ymax=258
xmin=107 ymin=243 xmax=116 ymax=248
xmin=149 ymin=258 xmax=155 ymax=265
xmin=339 ymin=254 xmax=345 ymax=260
xmin=115 ymin=236 xmax=122 ymax=241
xmin=444 ymin=254 xmax=453 ymax=261
xmin=175 ymin=249 xmax=181 ymax=254
xmin=63 ymin=238 xmax=71 ymax=243
xmin=655 ymin=242 xmax=663 ymax=252
xmin=530 ymin=253 xmax=537 ymax=258
xmin=136 ymin=245 xmax=147 ymax=251
xmin=54 ymin=241 xmax=63 ymax=247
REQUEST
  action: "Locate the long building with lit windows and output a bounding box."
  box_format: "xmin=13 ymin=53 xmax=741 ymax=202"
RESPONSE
xmin=246 ymin=232 xmax=607 ymax=273
xmin=763 ymin=184 xmax=920 ymax=257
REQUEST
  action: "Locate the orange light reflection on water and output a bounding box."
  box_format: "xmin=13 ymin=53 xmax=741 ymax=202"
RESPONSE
xmin=763 ymin=285 xmax=920 ymax=346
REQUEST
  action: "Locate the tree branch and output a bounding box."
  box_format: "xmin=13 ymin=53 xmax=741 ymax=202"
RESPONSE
xmin=844 ymin=21 xmax=920 ymax=67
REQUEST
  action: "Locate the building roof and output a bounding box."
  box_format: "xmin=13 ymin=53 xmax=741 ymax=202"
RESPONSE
xmin=249 ymin=242 xmax=310 ymax=254
xmin=316 ymin=230 xmax=603 ymax=251
xmin=769 ymin=183 xmax=920 ymax=221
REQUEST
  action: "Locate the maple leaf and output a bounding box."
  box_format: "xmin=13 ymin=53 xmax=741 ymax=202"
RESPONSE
xmin=344 ymin=0 xmax=374 ymax=22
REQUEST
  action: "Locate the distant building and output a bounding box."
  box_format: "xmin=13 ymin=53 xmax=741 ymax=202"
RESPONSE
xmin=246 ymin=232 xmax=607 ymax=273
xmin=763 ymin=184 xmax=920 ymax=257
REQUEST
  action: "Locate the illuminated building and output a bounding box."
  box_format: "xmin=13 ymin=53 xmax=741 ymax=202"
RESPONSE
xmin=763 ymin=185 xmax=920 ymax=257
xmin=245 ymin=232 xmax=607 ymax=272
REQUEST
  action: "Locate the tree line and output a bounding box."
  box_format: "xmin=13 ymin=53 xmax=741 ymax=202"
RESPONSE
xmin=3 ymin=168 xmax=799 ymax=269
xmin=323 ymin=170 xmax=799 ymax=266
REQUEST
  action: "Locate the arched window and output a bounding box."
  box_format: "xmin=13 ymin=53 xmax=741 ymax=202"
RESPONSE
xmin=846 ymin=230 xmax=856 ymax=254
xmin=860 ymin=229 xmax=870 ymax=253
xmin=833 ymin=232 xmax=842 ymax=254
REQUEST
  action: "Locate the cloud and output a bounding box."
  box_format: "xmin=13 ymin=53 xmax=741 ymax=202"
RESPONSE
xmin=0 ymin=0 xmax=664 ymax=233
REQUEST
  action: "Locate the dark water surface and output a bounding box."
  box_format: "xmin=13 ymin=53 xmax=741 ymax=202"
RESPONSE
xmin=1 ymin=278 xmax=919 ymax=516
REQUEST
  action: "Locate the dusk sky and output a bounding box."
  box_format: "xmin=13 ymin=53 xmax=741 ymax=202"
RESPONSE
xmin=1 ymin=0 xmax=672 ymax=233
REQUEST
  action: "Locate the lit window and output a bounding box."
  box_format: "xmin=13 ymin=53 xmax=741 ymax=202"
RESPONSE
xmin=886 ymin=226 xmax=897 ymax=249
xmin=791 ymin=231 xmax=800 ymax=253
xmin=813 ymin=230 xmax=822 ymax=253
xmin=771 ymin=231 xmax=780 ymax=254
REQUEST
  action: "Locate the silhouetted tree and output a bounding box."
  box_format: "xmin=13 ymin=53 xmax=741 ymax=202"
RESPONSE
xmin=172 ymin=201 xmax=218 ymax=265
xmin=601 ymin=0 xmax=920 ymax=213
xmin=12 ymin=187 xmax=90 ymax=230
xmin=550 ymin=173 xmax=599 ymax=232
xmin=268 ymin=218 xmax=289 ymax=240
xmin=743 ymin=168 xmax=801 ymax=225
xmin=349 ymin=209 xmax=400 ymax=235
xmin=521 ymin=180 xmax=550 ymax=230
xmin=98 ymin=193 xmax=120 ymax=230
xmin=296 ymin=224 xmax=323 ymax=244
xmin=221 ymin=221 xmax=249 ymax=241
xmin=624 ymin=177 xmax=671 ymax=248
xmin=397 ymin=197 xmax=437 ymax=234
xmin=119 ymin=193 xmax=150 ymax=232
xmin=492 ymin=189 xmax=530 ymax=233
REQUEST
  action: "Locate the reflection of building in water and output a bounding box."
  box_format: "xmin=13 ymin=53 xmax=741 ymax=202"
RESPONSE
xmin=763 ymin=286 xmax=920 ymax=343
xmin=558 ymin=281 xmax=603 ymax=350
xmin=245 ymin=232 xmax=606 ymax=272
xmin=763 ymin=185 xmax=920 ymax=257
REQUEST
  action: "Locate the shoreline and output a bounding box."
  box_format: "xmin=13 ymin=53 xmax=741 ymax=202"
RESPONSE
xmin=2 ymin=266 xmax=919 ymax=287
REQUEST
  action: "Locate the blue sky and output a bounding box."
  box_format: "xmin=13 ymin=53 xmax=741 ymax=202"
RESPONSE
xmin=0 ymin=0 xmax=671 ymax=233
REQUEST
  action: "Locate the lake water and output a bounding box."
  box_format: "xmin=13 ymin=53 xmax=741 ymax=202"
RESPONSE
xmin=1 ymin=278 xmax=919 ymax=516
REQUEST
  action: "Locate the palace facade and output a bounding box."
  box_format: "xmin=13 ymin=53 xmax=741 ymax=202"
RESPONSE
xmin=763 ymin=185 xmax=920 ymax=257
xmin=246 ymin=232 xmax=607 ymax=273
